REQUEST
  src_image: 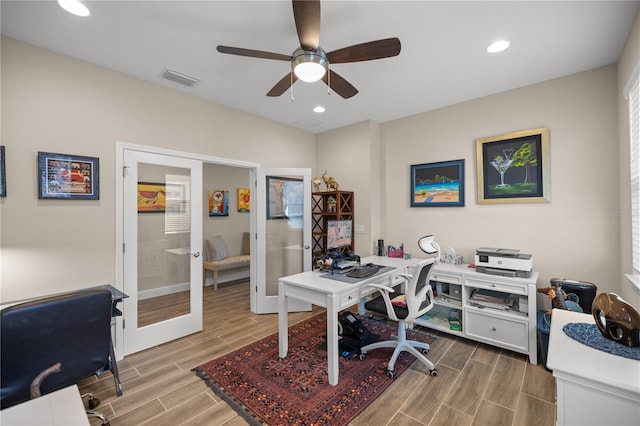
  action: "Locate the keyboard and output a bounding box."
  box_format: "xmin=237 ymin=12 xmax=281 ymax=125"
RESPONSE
xmin=346 ymin=265 xmax=379 ymax=278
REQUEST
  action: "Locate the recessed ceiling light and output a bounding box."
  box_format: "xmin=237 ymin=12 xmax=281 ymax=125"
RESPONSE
xmin=487 ymin=40 xmax=510 ymax=53
xmin=313 ymin=106 xmax=326 ymax=113
xmin=57 ymin=0 xmax=91 ymax=17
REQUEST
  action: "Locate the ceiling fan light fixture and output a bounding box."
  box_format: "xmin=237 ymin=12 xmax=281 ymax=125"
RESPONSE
xmin=292 ymin=48 xmax=328 ymax=83
xmin=487 ymin=40 xmax=510 ymax=53
xmin=57 ymin=0 xmax=90 ymax=17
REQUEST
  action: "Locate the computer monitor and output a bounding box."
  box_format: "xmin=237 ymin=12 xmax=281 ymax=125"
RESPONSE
xmin=326 ymin=219 xmax=353 ymax=251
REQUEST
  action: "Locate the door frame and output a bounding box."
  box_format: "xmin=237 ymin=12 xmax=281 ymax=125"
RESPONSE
xmin=114 ymin=141 xmax=260 ymax=360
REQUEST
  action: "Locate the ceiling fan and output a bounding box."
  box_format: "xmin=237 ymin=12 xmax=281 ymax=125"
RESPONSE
xmin=216 ymin=0 xmax=401 ymax=99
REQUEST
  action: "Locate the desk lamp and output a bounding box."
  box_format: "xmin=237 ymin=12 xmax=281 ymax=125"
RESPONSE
xmin=418 ymin=235 xmax=440 ymax=259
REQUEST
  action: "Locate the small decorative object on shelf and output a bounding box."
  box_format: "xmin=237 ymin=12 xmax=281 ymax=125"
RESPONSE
xmin=312 ymin=176 xmax=322 ymax=192
xmin=592 ymin=292 xmax=640 ymax=347
xmin=327 ymin=195 xmax=337 ymax=212
xmin=322 ymin=170 xmax=339 ymax=191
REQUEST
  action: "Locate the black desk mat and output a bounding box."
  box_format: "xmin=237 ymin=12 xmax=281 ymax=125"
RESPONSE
xmin=320 ymin=266 xmax=394 ymax=284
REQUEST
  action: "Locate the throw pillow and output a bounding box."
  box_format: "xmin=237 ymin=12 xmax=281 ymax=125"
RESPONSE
xmin=206 ymin=237 xmax=228 ymax=261
xmin=241 ymin=232 xmax=250 ymax=256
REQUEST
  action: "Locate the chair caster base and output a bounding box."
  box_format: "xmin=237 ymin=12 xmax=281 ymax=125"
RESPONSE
xmin=430 ymin=369 xmax=438 ymax=377
xmin=387 ymin=370 xmax=396 ymax=379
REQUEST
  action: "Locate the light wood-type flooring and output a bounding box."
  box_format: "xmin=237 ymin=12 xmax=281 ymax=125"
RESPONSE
xmin=80 ymin=281 xmax=556 ymax=426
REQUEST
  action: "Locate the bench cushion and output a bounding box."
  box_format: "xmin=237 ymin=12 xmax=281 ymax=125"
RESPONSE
xmin=203 ymin=255 xmax=250 ymax=271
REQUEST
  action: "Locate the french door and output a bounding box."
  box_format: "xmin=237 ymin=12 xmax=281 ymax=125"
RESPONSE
xmin=122 ymin=149 xmax=203 ymax=355
xmin=252 ymin=168 xmax=312 ymax=313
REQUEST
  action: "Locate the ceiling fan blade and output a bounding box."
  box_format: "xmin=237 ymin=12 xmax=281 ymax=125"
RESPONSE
xmin=217 ymin=45 xmax=292 ymax=61
xmin=326 ymin=37 xmax=401 ymax=64
xmin=267 ymin=73 xmax=299 ymax=97
xmin=292 ymin=0 xmax=320 ymax=50
xmin=322 ymin=70 xmax=358 ymax=99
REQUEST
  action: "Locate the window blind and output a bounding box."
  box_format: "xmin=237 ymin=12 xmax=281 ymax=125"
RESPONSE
xmin=625 ymin=62 xmax=640 ymax=273
xmin=164 ymin=175 xmax=191 ymax=234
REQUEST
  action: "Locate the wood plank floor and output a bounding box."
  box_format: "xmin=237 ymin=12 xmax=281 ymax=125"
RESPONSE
xmin=80 ymin=282 xmax=556 ymax=426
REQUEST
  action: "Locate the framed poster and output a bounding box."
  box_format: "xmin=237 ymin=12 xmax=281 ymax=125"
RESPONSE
xmin=38 ymin=152 xmax=99 ymax=200
xmin=476 ymin=127 xmax=550 ymax=204
xmin=209 ymin=189 xmax=229 ymax=217
xmin=137 ymin=182 xmax=166 ymax=213
xmin=410 ymin=159 xmax=465 ymax=207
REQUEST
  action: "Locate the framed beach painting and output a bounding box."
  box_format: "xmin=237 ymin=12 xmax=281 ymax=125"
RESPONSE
xmin=410 ymin=159 xmax=465 ymax=207
xmin=476 ymin=127 xmax=550 ymax=204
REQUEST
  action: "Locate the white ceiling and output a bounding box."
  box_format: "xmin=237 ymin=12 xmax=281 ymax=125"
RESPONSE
xmin=2 ymin=1 xmax=638 ymax=134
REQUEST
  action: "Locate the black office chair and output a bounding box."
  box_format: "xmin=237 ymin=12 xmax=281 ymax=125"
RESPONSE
xmin=360 ymin=242 xmax=440 ymax=378
xmin=1 ymin=288 xmax=122 ymax=424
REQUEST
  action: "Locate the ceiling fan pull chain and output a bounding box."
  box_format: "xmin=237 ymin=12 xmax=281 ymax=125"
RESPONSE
xmin=290 ymin=73 xmax=295 ymax=102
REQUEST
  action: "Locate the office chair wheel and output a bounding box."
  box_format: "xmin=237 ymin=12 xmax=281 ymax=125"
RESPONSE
xmin=387 ymin=370 xmax=396 ymax=379
xmin=430 ymin=369 xmax=438 ymax=377
xmin=359 ymin=354 xmax=366 ymax=360
xmin=422 ymin=349 xmax=429 ymax=355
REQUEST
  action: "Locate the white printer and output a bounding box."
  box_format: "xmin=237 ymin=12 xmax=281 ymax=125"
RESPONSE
xmin=474 ymin=247 xmax=533 ymax=278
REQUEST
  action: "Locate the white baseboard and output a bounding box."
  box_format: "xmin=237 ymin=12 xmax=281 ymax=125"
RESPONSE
xmin=138 ymin=281 xmax=190 ymax=300
xmin=138 ymin=267 xmax=250 ymax=299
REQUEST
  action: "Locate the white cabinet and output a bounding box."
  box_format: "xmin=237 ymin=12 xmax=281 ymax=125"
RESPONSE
xmin=414 ymin=263 xmax=538 ymax=364
xmin=547 ymin=309 xmax=640 ymax=426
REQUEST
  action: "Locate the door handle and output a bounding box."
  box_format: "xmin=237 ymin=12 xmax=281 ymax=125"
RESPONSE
xmin=190 ymin=251 xmax=200 ymax=258
xmin=304 ymin=244 xmax=310 ymax=250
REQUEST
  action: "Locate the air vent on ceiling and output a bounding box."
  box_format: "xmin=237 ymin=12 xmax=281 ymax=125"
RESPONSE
xmin=161 ymin=68 xmax=200 ymax=87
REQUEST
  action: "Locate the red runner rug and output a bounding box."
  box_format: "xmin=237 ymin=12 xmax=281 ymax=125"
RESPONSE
xmin=193 ymin=313 xmax=435 ymax=425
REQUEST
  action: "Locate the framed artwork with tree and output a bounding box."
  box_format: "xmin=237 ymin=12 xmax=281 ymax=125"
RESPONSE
xmin=476 ymin=127 xmax=550 ymax=204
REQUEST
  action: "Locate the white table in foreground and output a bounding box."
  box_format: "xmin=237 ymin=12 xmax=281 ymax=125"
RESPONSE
xmin=0 ymin=385 xmax=89 ymax=426
xmin=278 ymin=255 xmax=413 ymax=386
xmin=547 ymin=309 xmax=640 ymax=426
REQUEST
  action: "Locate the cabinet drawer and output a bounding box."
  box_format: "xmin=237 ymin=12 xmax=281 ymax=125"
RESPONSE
xmin=465 ymin=277 xmax=527 ymax=295
xmin=464 ymin=309 xmax=528 ymax=352
xmin=430 ymin=272 xmax=462 ymax=285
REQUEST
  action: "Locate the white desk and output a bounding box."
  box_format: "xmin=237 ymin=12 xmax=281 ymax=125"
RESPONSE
xmin=278 ymin=255 xmax=413 ymax=386
xmin=547 ymin=309 xmax=640 ymax=426
xmin=0 ymin=385 xmax=89 ymax=426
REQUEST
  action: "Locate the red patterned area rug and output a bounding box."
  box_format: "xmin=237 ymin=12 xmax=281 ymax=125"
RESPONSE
xmin=193 ymin=313 xmax=435 ymax=425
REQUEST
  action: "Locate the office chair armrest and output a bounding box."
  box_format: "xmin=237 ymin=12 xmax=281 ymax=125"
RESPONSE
xmin=366 ymin=282 xmax=395 ymax=293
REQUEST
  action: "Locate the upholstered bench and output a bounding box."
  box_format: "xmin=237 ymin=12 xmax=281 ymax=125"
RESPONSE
xmin=203 ymin=232 xmax=250 ymax=291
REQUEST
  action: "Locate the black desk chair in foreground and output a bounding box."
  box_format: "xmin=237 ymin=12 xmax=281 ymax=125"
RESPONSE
xmin=360 ymin=236 xmax=440 ymax=378
xmin=1 ymin=288 xmax=122 ymax=425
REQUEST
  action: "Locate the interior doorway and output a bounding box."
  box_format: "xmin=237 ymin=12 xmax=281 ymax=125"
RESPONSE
xmin=115 ymin=142 xmax=260 ymax=359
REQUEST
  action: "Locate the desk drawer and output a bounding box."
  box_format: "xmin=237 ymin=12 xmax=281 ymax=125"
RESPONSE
xmin=340 ymin=288 xmax=361 ymax=309
xmin=465 ymin=277 xmax=527 ymax=295
xmin=465 ymin=309 xmax=528 ymax=352
xmin=430 ymin=272 xmax=462 ymax=285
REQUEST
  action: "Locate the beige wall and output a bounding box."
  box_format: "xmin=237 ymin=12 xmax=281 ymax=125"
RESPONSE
xmin=3 ymin=14 xmax=639 ymax=314
xmin=0 ymin=37 xmax=314 ymax=302
xmin=318 ymin=65 xmax=626 ymax=311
